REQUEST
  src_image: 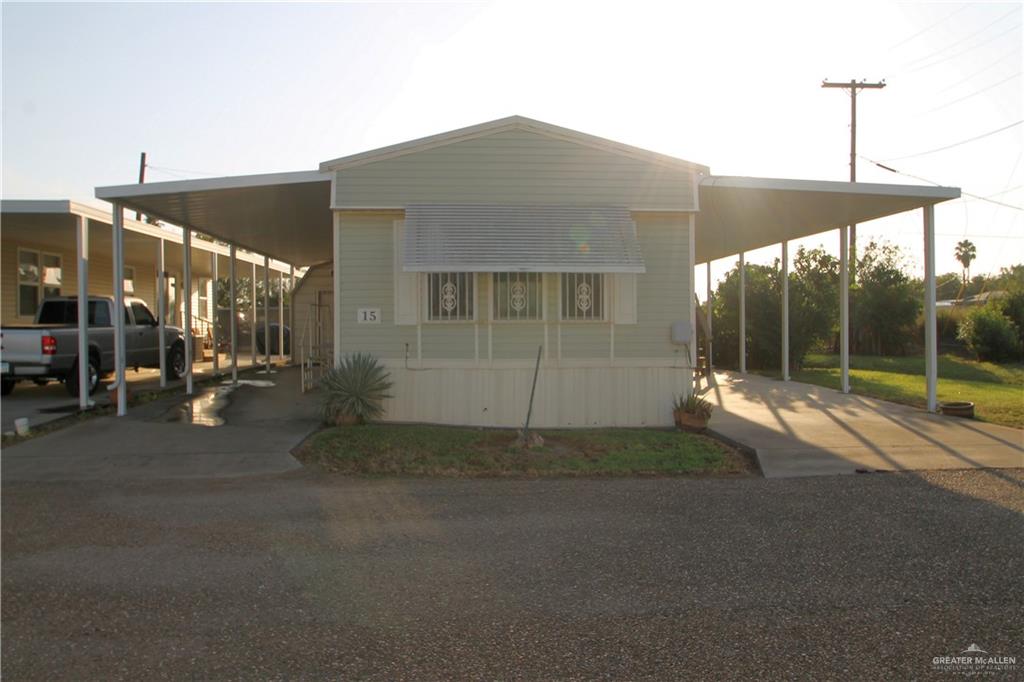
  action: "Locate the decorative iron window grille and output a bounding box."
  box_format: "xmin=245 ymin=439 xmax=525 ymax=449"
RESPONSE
xmin=560 ymin=272 xmax=605 ymax=321
xmin=492 ymin=272 xmax=543 ymax=321
xmin=426 ymin=272 xmax=475 ymax=321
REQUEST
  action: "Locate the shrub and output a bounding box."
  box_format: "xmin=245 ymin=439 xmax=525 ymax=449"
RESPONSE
xmin=997 ymin=289 xmax=1024 ymax=349
xmin=956 ymin=306 xmax=1022 ymax=362
xmin=320 ymin=353 xmax=394 ymax=424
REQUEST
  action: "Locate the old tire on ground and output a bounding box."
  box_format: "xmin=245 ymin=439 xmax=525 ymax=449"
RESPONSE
xmin=66 ymin=354 xmax=100 ymax=397
xmin=2 ymin=379 xmax=15 ymax=396
xmin=166 ymin=342 xmax=187 ymax=380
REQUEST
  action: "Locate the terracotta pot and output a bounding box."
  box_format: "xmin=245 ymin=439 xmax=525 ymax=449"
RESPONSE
xmin=332 ymin=413 xmax=361 ymax=426
xmin=674 ymin=408 xmax=708 ymax=432
xmin=939 ymin=401 xmax=975 ymax=419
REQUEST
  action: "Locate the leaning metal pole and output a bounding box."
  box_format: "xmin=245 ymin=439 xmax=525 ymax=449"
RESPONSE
xmin=520 ymin=345 xmax=543 ymax=446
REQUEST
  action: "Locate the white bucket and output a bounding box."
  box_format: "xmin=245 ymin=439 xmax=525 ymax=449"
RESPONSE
xmin=13 ymin=417 xmax=30 ymax=437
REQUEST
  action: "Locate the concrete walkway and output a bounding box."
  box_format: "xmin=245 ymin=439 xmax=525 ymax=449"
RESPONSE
xmin=703 ymin=371 xmax=1024 ymax=478
xmin=1 ymin=366 xmax=315 ymax=482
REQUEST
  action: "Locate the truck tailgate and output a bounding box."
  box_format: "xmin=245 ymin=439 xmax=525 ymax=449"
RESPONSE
xmin=1 ymin=329 xmax=48 ymax=365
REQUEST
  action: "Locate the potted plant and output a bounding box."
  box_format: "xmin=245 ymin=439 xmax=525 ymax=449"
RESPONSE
xmin=319 ymin=352 xmax=394 ymax=426
xmin=672 ymin=393 xmax=713 ymax=432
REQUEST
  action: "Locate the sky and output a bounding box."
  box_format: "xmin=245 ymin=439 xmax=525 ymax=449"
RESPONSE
xmin=2 ymin=0 xmax=1021 ymax=290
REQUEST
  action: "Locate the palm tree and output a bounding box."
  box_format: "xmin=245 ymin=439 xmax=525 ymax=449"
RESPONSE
xmin=954 ymin=240 xmax=976 ymax=289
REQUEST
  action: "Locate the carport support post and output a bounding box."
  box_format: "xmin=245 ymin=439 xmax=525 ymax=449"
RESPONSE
xmin=782 ymin=241 xmax=790 ymax=382
xmin=263 ymin=256 xmax=271 ymax=372
xmin=739 ymin=252 xmax=746 ymax=374
xmin=211 ymin=253 xmax=219 ymax=375
xmin=229 ymin=245 xmax=238 ymax=384
xmin=183 ymin=228 xmax=194 ymax=395
xmin=157 ymin=239 xmax=167 ymax=388
xmin=705 ymin=261 xmax=712 ymax=375
xmin=924 ymin=205 xmax=937 ymax=411
xmin=840 ymin=226 xmax=850 ymax=393
xmin=250 ymin=261 xmax=257 ymax=369
xmin=333 ymin=215 xmax=343 ymax=368
xmin=75 ymin=214 xmax=90 ymax=410
xmin=111 ymin=204 xmax=127 ymax=416
xmin=278 ymin=270 xmax=285 ymax=364
xmin=289 ymin=265 xmax=295 ymax=365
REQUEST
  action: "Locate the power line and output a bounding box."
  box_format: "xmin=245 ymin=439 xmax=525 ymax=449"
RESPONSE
xmin=899 ymin=6 xmax=1020 ymax=70
xmin=923 ymin=71 xmax=1022 ymax=114
xmin=146 ymin=163 xmax=225 ymax=178
xmin=907 ymin=21 xmax=1021 ymax=74
xmin=879 ymin=120 xmax=1023 ymax=162
xmin=859 ymin=154 xmax=1024 ymax=210
xmin=889 ymin=5 xmax=971 ymax=50
xmin=935 ymin=48 xmax=1021 ymax=94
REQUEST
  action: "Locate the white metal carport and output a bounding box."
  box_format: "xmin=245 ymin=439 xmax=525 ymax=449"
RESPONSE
xmin=96 ymin=172 xmax=329 ymax=415
xmin=695 ymin=176 xmax=961 ymax=411
xmin=2 ymin=200 xmax=295 ymax=413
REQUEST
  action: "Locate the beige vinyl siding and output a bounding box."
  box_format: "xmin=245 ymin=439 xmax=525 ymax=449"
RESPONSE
xmin=614 ymin=213 xmax=692 ymax=360
xmin=2 ymin=237 xmax=157 ymax=325
xmin=334 ymin=130 xmax=697 ymax=210
xmin=328 ymin=211 xmax=694 ymax=366
xmin=337 ymin=214 xmax=418 ymax=359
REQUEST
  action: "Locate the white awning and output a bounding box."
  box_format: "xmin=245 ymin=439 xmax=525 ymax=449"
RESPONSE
xmin=403 ymin=205 xmax=646 ymax=273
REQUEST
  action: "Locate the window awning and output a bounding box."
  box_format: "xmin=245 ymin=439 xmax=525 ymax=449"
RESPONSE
xmin=403 ymin=205 xmax=646 ymax=273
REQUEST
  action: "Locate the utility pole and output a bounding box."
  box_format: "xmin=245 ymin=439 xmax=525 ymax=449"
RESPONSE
xmin=135 ymin=152 xmax=147 ymax=221
xmin=821 ymin=79 xmax=885 ymax=275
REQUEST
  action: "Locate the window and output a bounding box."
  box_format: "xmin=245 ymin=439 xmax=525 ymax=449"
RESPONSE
xmin=36 ymin=300 xmax=112 ymax=327
xmin=426 ymin=272 xmax=475 ymax=321
xmin=492 ymin=272 xmax=543 ymax=321
xmin=124 ymin=266 xmax=135 ymax=294
xmin=560 ymin=273 xmax=605 ymax=321
xmin=130 ymin=302 xmax=156 ymax=326
xmin=197 ymin=278 xmax=209 ymax=319
xmin=18 ymin=249 xmax=61 ymax=317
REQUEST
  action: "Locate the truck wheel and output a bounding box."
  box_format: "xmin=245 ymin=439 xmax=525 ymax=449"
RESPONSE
xmin=166 ymin=342 xmax=187 ymax=380
xmin=2 ymin=379 xmax=14 ymax=396
xmin=66 ymin=355 xmax=100 ymax=397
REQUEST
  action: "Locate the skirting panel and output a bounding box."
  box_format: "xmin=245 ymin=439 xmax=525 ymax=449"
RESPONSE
xmin=379 ymin=364 xmax=694 ymax=427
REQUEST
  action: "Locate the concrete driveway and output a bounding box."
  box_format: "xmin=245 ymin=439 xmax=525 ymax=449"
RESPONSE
xmin=0 ymin=355 xmax=272 ymax=434
xmin=704 ymin=371 xmax=1024 ymax=478
xmin=1 ymin=366 xmax=313 ymax=481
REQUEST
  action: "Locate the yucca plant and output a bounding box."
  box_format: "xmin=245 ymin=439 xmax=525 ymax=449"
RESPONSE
xmin=319 ymin=353 xmax=394 ymax=425
xmin=672 ymin=393 xmax=714 ymax=419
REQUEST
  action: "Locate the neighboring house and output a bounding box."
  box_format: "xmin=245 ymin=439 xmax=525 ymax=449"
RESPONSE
xmin=936 ymin=290 xmax=1007 ymax=308
xmin=97 ymin=116 xmax=960 ymax=425
xmin=1 ymin=201 xmax=293 ymax=343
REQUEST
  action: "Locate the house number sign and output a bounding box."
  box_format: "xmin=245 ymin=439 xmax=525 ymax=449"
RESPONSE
xmin=357 ymin=308 xmax=381 ymax=324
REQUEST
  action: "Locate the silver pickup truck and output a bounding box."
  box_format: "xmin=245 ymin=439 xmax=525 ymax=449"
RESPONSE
xmin=1 ymin=296 xmax=186 ymax=396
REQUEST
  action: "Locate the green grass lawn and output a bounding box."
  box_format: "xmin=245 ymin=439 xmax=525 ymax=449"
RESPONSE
xmin=296 ymin=424 xmax=753 ymax=477
xmin=756 ymin=354 xmax=1023 ymax=428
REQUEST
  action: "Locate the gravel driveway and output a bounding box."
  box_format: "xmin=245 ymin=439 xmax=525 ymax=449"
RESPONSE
xmin=3 ymin=470 xmax=1022 ymax=680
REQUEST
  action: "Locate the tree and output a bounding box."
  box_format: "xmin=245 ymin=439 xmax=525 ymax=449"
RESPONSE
xmin=851 ymin=241 xmax=921 ymax=355
xmin=710 ymin=248 xmax=838 ymax=372
xmin=954 ymin=239 xmax=976 ymax=290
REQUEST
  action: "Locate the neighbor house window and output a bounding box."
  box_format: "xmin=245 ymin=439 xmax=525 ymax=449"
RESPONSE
xmin=426 ymin=272 xmax=475 ymax=321
xmin=18 ymin=248 xmax=62 ymax=318
xmin=197 ymin=278 xmax=209 ymax=319
xmin=492 ymin=272 xmax=543 ymax=321
xmin=560 ymin=273 xmax=605 ymax=321
xmin=124 ymin=266 xmax=136 ymax=294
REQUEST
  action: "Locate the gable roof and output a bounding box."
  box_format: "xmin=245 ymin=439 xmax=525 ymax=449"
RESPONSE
xmin=318 ymin=115 xmax=709 ymax=174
